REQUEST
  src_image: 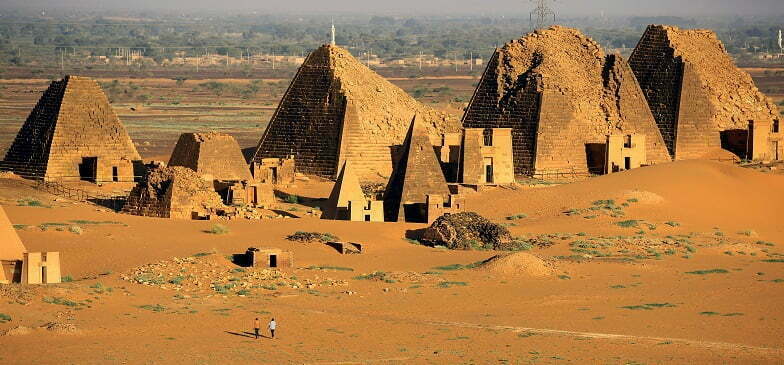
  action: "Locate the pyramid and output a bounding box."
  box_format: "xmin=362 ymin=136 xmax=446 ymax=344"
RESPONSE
xmin=168 ymin=132 xmax=252 ymax=182
xmin=461 ymin=26 xmax=671 ymax=176
xmin=323 ymin=160 xmax=366 ymax=220
xmin=252 ymin=44 xmax=460 ymax=181
xmin=1 ymin=75 xmax=141 ymax=180
xmin=383 ymin=116 xmax=451 ymax=222
xmin=629 ymin=25 xmax=781 ymax=159
xmin=122 ymin=166 xmax=226 ymax=219
xmin=0 ymin=205 xmax=26 ymax=261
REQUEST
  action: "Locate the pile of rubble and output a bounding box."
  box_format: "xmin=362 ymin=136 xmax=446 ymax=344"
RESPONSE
xmin=121 ymin=254 xmax=347 ymax=295
xmin=422 ymin=212 xmax=513 ymax=250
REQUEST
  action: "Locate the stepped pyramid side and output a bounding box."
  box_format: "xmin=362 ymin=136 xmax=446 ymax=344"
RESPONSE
xmin=0 ymin=205 xmax=26 ymax=261
xmin=462 ymin=26 xmax=670 ymax=175
xmin=168 ymin=132 xmax=252 ymax=181
xmin=253 ymin=44 xmax=459 ymax=180
xmin=2 ymin=76 xmax=140 ymax=179
xmin=323 ymin=160 xmax=366 ymax=219
xmin=384 ymin=116 xmax=450 ymax=222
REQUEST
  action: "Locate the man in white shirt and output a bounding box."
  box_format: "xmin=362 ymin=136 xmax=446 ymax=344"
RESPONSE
xmin=268 ymin=318 xmax=277 ymax=339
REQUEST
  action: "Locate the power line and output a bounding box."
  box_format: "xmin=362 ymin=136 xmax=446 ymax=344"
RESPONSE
xmin=529 ymin=0 xmax=557 ymax=30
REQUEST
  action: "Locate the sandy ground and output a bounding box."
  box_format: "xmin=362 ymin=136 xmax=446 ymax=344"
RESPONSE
xmin=0 ymin=160 xmax=783 ymax=364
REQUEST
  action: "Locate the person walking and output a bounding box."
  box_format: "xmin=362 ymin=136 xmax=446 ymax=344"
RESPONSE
xmin=268 ymin=318 xmax=277 ymax=339
xmin=253 ymin=318 xmax=261 ymax=339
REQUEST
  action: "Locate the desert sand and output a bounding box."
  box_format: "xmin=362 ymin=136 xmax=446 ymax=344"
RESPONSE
xmin=1 ymin=160 xmax=783 ymax=364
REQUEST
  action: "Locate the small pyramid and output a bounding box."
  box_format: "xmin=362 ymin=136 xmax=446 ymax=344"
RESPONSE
xmin=323 ymin=160 xmax=366 ymax=219
xmin=384 ymin=115 xmax=451 ymax=222
xmin=122 ymin=166 xmax=225 ymax=219
xmin=1 ymin=75 xmax=140 ymax=180
xmin=168 ymin=132 xmax=252 ymax=181
xmin=0 ymin=205 xmax=26 ymax=261
xmin=252 ymin=44 xmax=459 ymax=181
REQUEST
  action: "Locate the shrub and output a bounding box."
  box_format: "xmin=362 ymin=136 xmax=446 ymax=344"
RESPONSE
xmin=61 ymin=275 xmax=74 ymax=282
xmin=68 ymin=225 xmax=83 ymax=235
xmin=437 ymin=281 xmax=468 ymax=288
xmin=616 ymin=220 xmax=640 ymax=228
xmin=505 ymin=214 xmax=527 ymax=220
xmin=307 ymin=265 xmax=353 ymax=271
xmin=0 ymin=313 xmax=11 ymax=323
xmin=284 ymin=194 xmax=300 ymax=204
xmin=207 ymin=224 xmax=230 ymax=235
xmin=139 ymin=304 xmax=166 ymax=312
xmin=17 ymin=198 xmax=49 ymax=208
xmin=685 ymin=269 xmax=729 ymax=275
xmin=665 ymin=221 xmax=680 ymax=227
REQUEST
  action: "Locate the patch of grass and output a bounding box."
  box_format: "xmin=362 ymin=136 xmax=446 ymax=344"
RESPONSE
xmin=762 ymin=259 xmax=784 ymax=263
xmin=665 ymin=221 xmax=680 ymax=227
xmin=405 ymin=238 xmax=422 ymax=245
xmin=68 ymin=225 xmax=83 ymax=235
xmin=737 ymin=230 xmax=756 ymax=237
xmin=192 ymin=251 xmax=214 ymax=257
xmin=616 ymin=220 xmax=640 ymax=228
xmin=437 ymin=281 xmax=468 ymax=288
xmin=307 ymin=265 xmax=354 ymax=272
xmin=685 ymin=269 xmax=729 ymax=275
xmin=432 ymin=261 xmax=483 ymax=271
xmin=43 ymin=297 xmax=80 ymax=307
xmin=69 ymin=220 xmax=124 ymax=226
xmin=139 ymin=304 xmax=167 ymax=312
xmin=236 ymin=289 xmax=251 ymax=296
xmin=12 ymin=224 xmax=29 ymax=230
xmin=622 ymin=303 xmax=675 ymax=310
xmin=61 ymin=275 xmax=74 ymax=282
xmin=558 ymin=275 xmax=571 ymax=280
xmin=0 ymin=313 xmax=11 ymax=323
xmin=17 ymin=198 xmax=50 ymax=208
xmin=505 ymin=214 xmax=527 ymax=220
xmin=207 ymin=224 xmax=230 ymax=235
xmin=755 ymin=241 xmax=776 ymax=247
xmin=284 ymin=194 xmax=300 ymax=204
xmin=168 ymin=276 xmax=186 ymax=285
xmin=610 ymin=285 xmax=626 ymax=289
xmin=90 ymin=282 xmax=113 ymax=294
xmin=353 ymin=271 xmax=387 ymax=280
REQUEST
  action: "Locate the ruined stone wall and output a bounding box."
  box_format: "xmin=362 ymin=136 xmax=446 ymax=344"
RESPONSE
xmin=168 ymin=132 xmax=252 ymax=181
xmin=123 ymin=166 xmax=225 ymax=219
xmin=2 ymin=76 xmax=140 ymax=180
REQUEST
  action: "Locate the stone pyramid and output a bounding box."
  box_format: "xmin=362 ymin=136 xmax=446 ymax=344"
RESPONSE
xmin=168 ymin=132 xmax=252 ymax=182
xmin=0 ymin=205 xmax=26 ymax=261
xmin=383 ymin=116 xmax=451 ymax=222
xmin=2 ymin=75 xmax=140 ymax=180
xmin=629 ymin=25 xmax=781 ymax=160
xmin=461 ymin=26 xmax=670 ymax=176
xmin=323 ymin=160 xmax=366 ymax=220
xmin=252 ymin=44 xmax=459 ymax=181
xmin=122 ymin=166 xmax=225 ymax=219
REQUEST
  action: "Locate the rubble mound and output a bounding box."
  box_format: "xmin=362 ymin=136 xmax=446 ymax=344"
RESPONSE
xmin=477 ymin=253 xmax=556 ymax=277
xmin=659 ymin=25 xmax=780 ymax=130
xmin=41 ymin=321 xmax=79 ymax=334
xmin=422 ymin=212 xmax=513 ymax=250
xmin=122 ymin=254 xmax=347 ymax=294
xmin=2 ymin=326 xmax=32 ymax=336
xmin=122 ymin=166 xmax=226 ymax=219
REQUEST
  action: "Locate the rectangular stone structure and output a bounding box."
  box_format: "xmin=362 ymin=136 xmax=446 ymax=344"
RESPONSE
xmin=460 ymin=128 xmax=514 ymax=185
xmin=605 ymin=134 xmax=647 ymax=174
xmin=347 ymin=200 xmax=384 ymax=222
xmin=252 ymin=157 xmax=295 ymax=185
xmin=22 ymin=252 xmax=61 ymax=284
xmin=426 ymin=194 xmax=465 ymax=224
xmin=247 ymin=248 xmax=293 ymax=269
xmin=749 ymin=121 xmax=784 ymax=161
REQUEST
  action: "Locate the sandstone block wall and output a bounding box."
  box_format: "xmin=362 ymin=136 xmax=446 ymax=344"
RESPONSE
xmin=2 ymin=76 xmax=140 ymax=180
xmin=122 ymin=166 xmax=225 ymax=219
xmin=168 ymin=132 xmax=252 ymax=182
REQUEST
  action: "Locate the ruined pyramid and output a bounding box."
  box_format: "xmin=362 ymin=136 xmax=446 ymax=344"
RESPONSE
xmin=252 ymin=44 xmax=460 ymax=181
xmin=1 ymin=75 xmax=141 ymax=180
xmin=384 ymin=116 xmax=451 ymax=222
xmin=168 ymin=132 xmax=252 ymax=182
xmin=462 ymin=26 xmax=671 ymax=176
xmin=122 ymin=166 xmax=225 ymax=219
xmin=629 ymin=25 xmax=782 ymax=160
xmin=323 ymin=160 xmax=366 ymax=220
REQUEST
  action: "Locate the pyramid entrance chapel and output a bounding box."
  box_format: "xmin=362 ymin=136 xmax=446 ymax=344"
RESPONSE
xmin=1 ymin=75 xmax=141 ymax=182
xmin=251 ymin=44 xmax=459 ymax=181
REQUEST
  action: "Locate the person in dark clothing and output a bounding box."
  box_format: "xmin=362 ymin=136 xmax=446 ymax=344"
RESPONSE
xmin=254 ymin=318 xmax=260 ymax=339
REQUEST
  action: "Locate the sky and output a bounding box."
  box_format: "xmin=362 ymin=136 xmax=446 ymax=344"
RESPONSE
xmin=2 ymin=0 xmax=784 ymax=17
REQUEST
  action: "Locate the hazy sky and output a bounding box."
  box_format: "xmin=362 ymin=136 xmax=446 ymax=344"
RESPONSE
xmin=3 ymin=0 xmax=784 ymax=16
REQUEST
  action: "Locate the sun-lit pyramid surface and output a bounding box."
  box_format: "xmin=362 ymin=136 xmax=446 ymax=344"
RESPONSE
xmin=252 ymin=44 xmax=460 ymax=181
xmin=1 ymin=75 xmax=140 ymax=180
xmin=462 ymin=26 xmax=670 ymax=175
xmin=168 ymin=132 xmax=252 ymax=182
